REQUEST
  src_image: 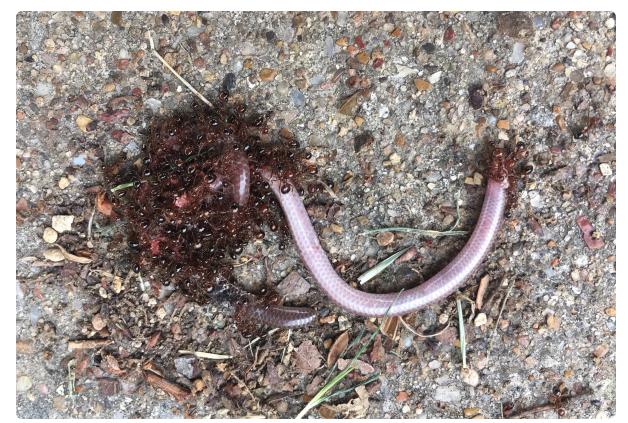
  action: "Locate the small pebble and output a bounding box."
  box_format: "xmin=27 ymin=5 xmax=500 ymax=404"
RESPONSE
xmin=43 ymin=227 xmax=58 ymax=243
xmin=511 ymin=42 xmax=525 ymax=63
xmin=464 ymin=408 xmax=479 ymax=417
xmin=556 ymin=115 xmax=567 ymax=131
xmin=461 ymin=368 xmax=479 ymax=387
xmin=291 ymin=88 xmax=305 ymax=107
xmin=17 ymin=375 xmax=33 ymax=392
xmin=599 ymin=163 xmax=612 ymax=176
xmin=605 ymin=17 xmax=615 ymax=29
xmin=474 ymin=313 xmax=487 ymax=327
xmin=413 ymin=78 xmax=431 ymax=91
xmin=551 ymin=63 xmax=565 ymax=72
xmin=51 ymin=215 xmax=74 ymax=233
xmin=58 ymin=176 xmax=70 ymax=189
xmin=259 ymin=68 xmax=277 ymax=81
xmin=376 ymin=231 xmax=395 ymax=247
xmin=276 ymin=81 xmax=288 ymax=95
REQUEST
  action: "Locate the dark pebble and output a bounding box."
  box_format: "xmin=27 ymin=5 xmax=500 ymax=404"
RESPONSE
xmin=422 ymin=43 xmax=436 ymax=54
xmin=318 ymin=308 xmax=330 ymax=317
xmin=161 ymin=14 xmax=169 ymax=26
xmin=265 ymin=30 xmax=276 ymax=42
xmin=223 ymin=73 xmax=236 ymax=91
xmin=470 ymin=88 xmax=486 ymax=110
xmin=591 ymin=400 xmax=602 ymax=407
xmin=424 ymin=64 xmax=438 ymax=75
xmin=443 ymin=27 xmax=455 ymax=42
xmin=111 ymin=11 xmax=123 ymax=26
xmin=497 ymin=12 xmax=535 ymax=39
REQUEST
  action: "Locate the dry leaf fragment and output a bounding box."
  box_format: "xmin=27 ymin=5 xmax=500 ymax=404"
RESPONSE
xmin=145 ymin=331 xmax=161 ymax=350
xmin=369 ymin=334 xmax=385 ymax=363
xmin=380 ymin=316 xmax=399 ymax=339
xmin=327 ymin=331 xmax=349 ymax=367
xmin=337 ymin=358 xmax=374 ymax=375
xmin=325 ymin=385 xmax=370 ymax=417
xmin=96 ymin=192 xmax=119 ymax=218
xmin=105 ymin=354 xmax=126 ymax=376
xmin=294 ymin=340 xmax=321 ymax=374
xmin=338 ymin=91 xmax=362 ymax=116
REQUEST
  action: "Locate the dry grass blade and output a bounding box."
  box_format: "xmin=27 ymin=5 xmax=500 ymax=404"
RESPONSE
xmin=365 ymin=190 xmax=466 ymax=238
xmin=147 ymin=31 xmax=211 ymax=107
xmin=357 ymin=247 xmax=409 ymax=285
xmin=319 ymin=180 xmax=340 ymax=201
xmin=399 ymin=316 xmax=450 ymax=338
xmin=178 ymin=350 xmax=232 ymax=360
xmin=364 ymin=227 xmax=468 ymax=237
xmin=487 ymin=278 xmax=515 ymax=362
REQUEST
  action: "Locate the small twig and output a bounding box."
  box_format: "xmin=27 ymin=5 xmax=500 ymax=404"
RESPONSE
xmin=147 ymin=31 xmax=211 ymax=106
xmin=233 ymin=258 xmax=254 ymax=268
xmin=145 ymin=372 xmax=192 ymax=403
xmin=233 ymin=374 xmax=259 ymax=409
xmin=399 ymin=316 xmax=450 ymax=338
xmin=68 ymin=339 xmax=113 ymax=350
xmin=281 ymin=329 xmax=292 ymax=363
xmin=486 ymin=278 xmax=515 ymax=362
xmin=365 ymin=189 xmax=467 ymax=237
xmin=506 ymin=390 xmax=595 ymax=419
xmin=16 ymin=273 xmax=54 ymax=283
xmin=483 ymin=275 xmax=507 ymax=312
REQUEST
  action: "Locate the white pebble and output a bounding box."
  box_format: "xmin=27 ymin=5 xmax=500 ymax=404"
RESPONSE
xmin=52 ymin=215 xmax=74 ymax=233
xmin=605 ymin=18 xmax=615 ymax=29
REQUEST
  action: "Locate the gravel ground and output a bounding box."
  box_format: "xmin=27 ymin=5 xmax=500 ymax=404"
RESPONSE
xmin=16 ymin=11 xmax=616 ymax=418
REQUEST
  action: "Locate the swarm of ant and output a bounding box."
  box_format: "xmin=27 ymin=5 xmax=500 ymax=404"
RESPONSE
xmin=103 ymin=92 xmax=322 ymax=318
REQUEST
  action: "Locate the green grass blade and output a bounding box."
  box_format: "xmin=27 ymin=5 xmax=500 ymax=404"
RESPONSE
xmin=295 ymin=290 xmax=403 ymax=419
xmin=457 ymin=299 xmax=467 ymax=368
xmin=357 ymin=248 xmax=409 ymax=285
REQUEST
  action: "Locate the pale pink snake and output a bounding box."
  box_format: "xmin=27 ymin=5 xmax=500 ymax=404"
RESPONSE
xmin=236 ymin=168 xmax=508 ymax=328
